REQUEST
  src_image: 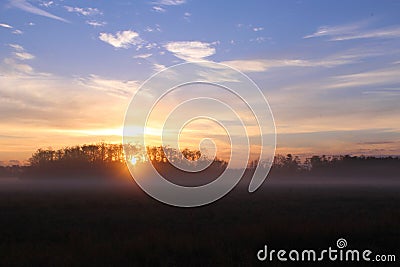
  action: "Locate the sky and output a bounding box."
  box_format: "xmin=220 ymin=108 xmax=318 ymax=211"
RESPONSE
xmin=0 ymin=0 xmax=400 ymax=165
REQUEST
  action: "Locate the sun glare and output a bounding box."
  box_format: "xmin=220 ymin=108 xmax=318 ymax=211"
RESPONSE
xmin=130 ymin=157 xmax=137 ymax=165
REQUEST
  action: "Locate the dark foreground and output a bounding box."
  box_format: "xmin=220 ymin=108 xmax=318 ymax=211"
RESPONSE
xmin=0 ymin=177 xmax=399 ymax=266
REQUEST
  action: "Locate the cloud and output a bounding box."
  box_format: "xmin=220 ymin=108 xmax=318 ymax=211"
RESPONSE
xmin=1 ymin=45 xmax=37 ymax=75
xmin=157 ymin=0 xmax=186 ymax=5
xmin=0 ymin=74 xmax=135 ymax=162
xmin=152 ymin=6 xmax=166 ymax=12
xmin=12 ymin=29 xmax=23 ymax=34
xmin=304 ymin=23 xmax=362 ymax=39
xmin=99 ymin=30 xmax=142 ymax=49
xmin=250 ymin=37 xmax=266 ymax=43
xmin=8 ymin=44 xmax=24 ymax=51
xmin=152 ymin=0 xmax=185 ymax=12
xmin=276 ymin=129 xmax=400 ymax=156
xmin=221 ymin=60 xmax=269 ymax=72
xmin=14 ymin=52 xmax=35 ymax=60
xmin=2 ymin=58 xmax=33 ymax=74
xmin=184 ymin=12 xmax=191 ymax=21
xmin=86 ymin=20 xmax=107 ymax=27
xmin=0 ymin=67 xmax=136 ymax=159
xmin=64 ymin=6 xmax=103 ymax=16
xmin=10 ymin=0 xmax=69 ymax=23
xmin=253 ymin=27 xmax=263 ymax=32
xmin=332 ymin=26 xmax=400 ymax=41
xmin=164 ymin=41 xmax=216 ymax=62
xmin=144 ymin=42 xmax=159 ymax=50
xmin=7 ymin=43 xmax=35 ymax=60
xmin=328 ymin=66 xmax=400 ymax=89
xmin=77 ymin=74 xmax=140 ymax=98
xmin=362 ymin=88 xmax=400 ymax=97
xmin=133 ymin=53 xmax=152 ymax=59
xmin=358 ymin=141 xmax=395 ymax=145
xmin=304 ymin=21 xmax=400 ymax=41
xmin=40 ymin=1 xmax=53 ymax=8
xmin=0 ymin=23 xmax=13 ymax=28
xmin=153 ymin=63 xmax=166 ymax=72
xmin=144 ymin=25 xmax=162 ymax=32
xmin=221 ymin=56 xmax=355 ymax=72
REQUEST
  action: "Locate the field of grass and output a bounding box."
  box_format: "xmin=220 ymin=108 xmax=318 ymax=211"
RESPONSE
xmin=0 ymin=177 xmax=399 ymax=266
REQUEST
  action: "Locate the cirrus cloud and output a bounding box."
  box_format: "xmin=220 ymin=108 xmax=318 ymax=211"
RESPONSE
xmin=10 ymin=0 xmax=69 ymax=23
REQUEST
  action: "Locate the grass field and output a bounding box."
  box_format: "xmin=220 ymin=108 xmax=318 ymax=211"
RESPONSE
xmin=0 ymin=177 xmax=399 ymax=266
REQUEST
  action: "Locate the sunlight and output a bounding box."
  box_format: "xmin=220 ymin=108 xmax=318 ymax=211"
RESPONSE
xmin=130 ymin=157 xmax=137 ymax=165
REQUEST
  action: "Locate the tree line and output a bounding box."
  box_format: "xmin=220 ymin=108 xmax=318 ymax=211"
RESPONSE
xmin=0 ymin=143 xmax=398 ymax=179
xmin=265 ymin=153 xmax=400 ymax=178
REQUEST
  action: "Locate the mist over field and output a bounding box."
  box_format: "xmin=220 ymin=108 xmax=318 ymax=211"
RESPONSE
xmin=1 ymin=173 xmax=399 ymax=266
xmin=1 ymin=0 xmax=400 ymax=265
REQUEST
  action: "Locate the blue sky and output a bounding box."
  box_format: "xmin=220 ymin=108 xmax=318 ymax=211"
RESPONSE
xmin=1 ymin=0 xmax=400 ymax=164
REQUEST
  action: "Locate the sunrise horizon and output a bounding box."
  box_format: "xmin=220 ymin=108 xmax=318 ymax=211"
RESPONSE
xmin=1 ymin=2 xmax=399 ymax=265
xmin=1 ymin=1 xmax=399 ymax=166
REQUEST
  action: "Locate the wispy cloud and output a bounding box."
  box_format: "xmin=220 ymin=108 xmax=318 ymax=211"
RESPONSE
xmin=77 ymin=74 xmax=139 ymax=98
xmin=305 ymin=21 xmax=400 ymax=41
xmin=304 ymin=22 xmax=362 ymax=39
xmin=152 ymin=6 xmax=166 ymax=13
xmin=64 ymin=6 xmax=103 ymax=16
xmin=2 ymin=57 xmax=33 ymax=74
xmin=40 ymin=1 xmax=53 ymax=8
xmin=0 ymin=23 xmax=13 ymax=28
xmin=221 ymin=59 xmax=269 ymax=72
xmin=8 ymin=44 xmax=24 ymax=51
xmin=153 ymin=63 xmax=166 ymax=72
xmin=0 ymin=69 xmax=133 ymax=149
xmin=249 ymin=37 xmax=266 ymax=43
xmin=99 ymin=30 xmax=142 ymax=49
xmin=151 ymin=0 xmax=185 ymax=12
xmin=183 ymin=12 xmax=191 ymax=21
xmin=0 ymin=67 xmax=138 ymax=162
xmin=328 ymin=66 xmax=400 ymax=89
xmin=1 ymin=45 xmax=36 ymax=75
xmin=332 ymin=26 xmax=400 ymax=41
xmin=362 ymin=88 xmax=400 ymax=97
xmin=133 ymin=53 xmax=152 ymax=59
xmin=144 ymin=25 xmax=162 ymax=32
xmin=253 ymin=27 xmax=264 ymax=32
xmin=164 ymin=41 xmax=216 ymax=62
xmin=157 ymin=0 xmax=186 ymax=5
xmin=8 ymin=43 xmax=35 ymax=60
xmin=86 ymin=20 xmax=107 ymax=27
xmin=221 ymin=56 xmax=355 ymax=72
xmin=1 ymin=23 xmax=22 ymax=34
xmin=14 ymin=52 xmax=34 ymax=60
xmin=12 ymin=29 xmax=23 ymax=35
xmin=10 ymin=0 xmax=69 ymax=23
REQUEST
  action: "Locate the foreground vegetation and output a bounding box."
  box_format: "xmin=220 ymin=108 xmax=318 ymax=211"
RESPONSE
xmin=0 ymin=181 xmax=398 ymax=266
